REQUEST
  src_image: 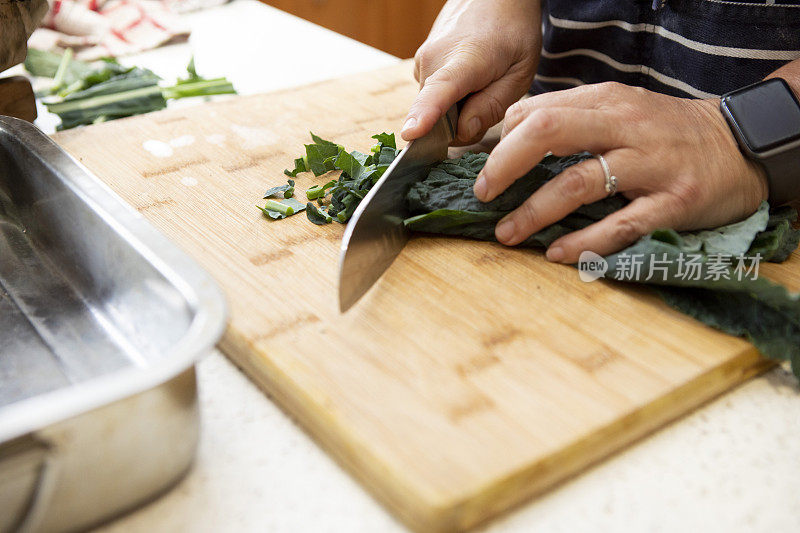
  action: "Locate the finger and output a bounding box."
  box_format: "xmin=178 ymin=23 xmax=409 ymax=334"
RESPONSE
xmin=401 ymin=58 xmax=488 ymax=141
xmin=501 ymin=82 xmax=627 ymax=138
xmin=454 ymin=75 xmax=530 ymax=145
xmin=494 ymin=150 xmax=641 ymax=246
xmin=475 ymin=107 xmax=622 ymax=203
xmin=545 ymin=194 xmax=678 ymax=264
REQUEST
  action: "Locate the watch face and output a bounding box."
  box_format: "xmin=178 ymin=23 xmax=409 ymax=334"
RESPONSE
xmin=723 ymin=78 xmax=800 ymax=154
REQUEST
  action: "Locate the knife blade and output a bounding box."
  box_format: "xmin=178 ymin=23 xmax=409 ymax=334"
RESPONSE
xmin=338 ymin=105 xmax=459 ymax=312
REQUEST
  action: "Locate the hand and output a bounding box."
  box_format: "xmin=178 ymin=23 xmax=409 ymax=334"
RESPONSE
xmin=473 ymin=83 xmax=769 ymax=263
xmin=401 ymin=0 xmax=541 ymax=145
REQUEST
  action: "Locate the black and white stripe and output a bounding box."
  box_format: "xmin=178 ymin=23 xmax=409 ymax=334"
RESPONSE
xmin=534 ymin=0 xmax=800 ymax=98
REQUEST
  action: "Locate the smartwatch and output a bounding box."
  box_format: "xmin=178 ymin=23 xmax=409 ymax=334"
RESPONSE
xmin=720 ymin=77 xmax=800 ymax=206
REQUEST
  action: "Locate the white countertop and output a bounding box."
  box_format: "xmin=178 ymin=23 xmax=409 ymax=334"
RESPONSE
xmin=33 ymin=2 xmax=798 ymax=532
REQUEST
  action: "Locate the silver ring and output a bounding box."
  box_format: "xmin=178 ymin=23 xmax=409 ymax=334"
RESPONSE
xmin=595 ymin=154 xmax=618 ymax=196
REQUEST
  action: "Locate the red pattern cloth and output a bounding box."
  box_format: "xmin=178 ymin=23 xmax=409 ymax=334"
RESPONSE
xmin=28 ymin=0 xmax=190 ymax=59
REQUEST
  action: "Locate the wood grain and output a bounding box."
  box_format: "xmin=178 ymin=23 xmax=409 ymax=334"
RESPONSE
xmin=52 ymin=61 xmax=785 ymax=532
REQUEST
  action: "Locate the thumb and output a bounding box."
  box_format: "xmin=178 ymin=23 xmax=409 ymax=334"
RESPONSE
xmin=401 ymin=58 xmax=485 ymax=141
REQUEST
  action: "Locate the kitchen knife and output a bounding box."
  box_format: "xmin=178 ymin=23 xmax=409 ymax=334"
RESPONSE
xmin=338 ymin=105 xmax=459 ymax=312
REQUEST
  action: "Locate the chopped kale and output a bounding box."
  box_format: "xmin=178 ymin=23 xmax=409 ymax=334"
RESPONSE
xmin=306 ymin=180 xmax=337 ymax=200
xmin=258 ymin=198 xmax=306 ymax=219
xmin=306 ymin=203 xmax=333 ymax=225
xmin=280 ymin=132 xmax=398 ymax=223
xmin=263 ymin=179 xmax=295 ymax=199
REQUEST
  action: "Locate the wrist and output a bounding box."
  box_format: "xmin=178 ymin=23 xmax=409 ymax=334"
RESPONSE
xmin=697 ymin=97 xmax=769 ymax=203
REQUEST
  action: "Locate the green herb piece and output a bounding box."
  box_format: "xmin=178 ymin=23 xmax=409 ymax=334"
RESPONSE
xmin=51 ymin=48 xmax=74 ymax=93
xmin=258 ymin=198 xmax=306 ymax=219
xmin=185 ymin=56 xmax=199 ymax=81
xmin=306 ymin=203 xmax=333 ymax=225
xmin=263 ymin=179 xmax=295 ymax=199
xmin=306 ymin=180 xmax=336 ymax=200
xmin=285 ymin=157 xmax=308 ymax=177
xmin=304 ymin=135 xmax=341 ymax=176
xmin=371 ymin=132 xmax=396 ymax=149
xmin=334 ymin=150 xmax=368 ymax=181
xmin=162 ymin=78 xmax=236 ymax=99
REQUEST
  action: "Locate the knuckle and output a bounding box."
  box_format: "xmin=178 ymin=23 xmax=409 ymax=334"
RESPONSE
xmin=613 ymin=215 xmax=643 ymax=244
xmin=432 ymin=63 xmax=460 ymax=85
xmin=560 ymin=165 xmax=594 ymax=202
xmin=593 ymin=81 xmax=637 ymax=107
xmin=504 ymin=100 xmax=529 ymax=129
xmin=597 ymin=81 xmax=625 ymax=95
xmin=669 ymin=178 xmax=705 ymax=211
xmin=527 ymin=108 xmax=560 ymax=136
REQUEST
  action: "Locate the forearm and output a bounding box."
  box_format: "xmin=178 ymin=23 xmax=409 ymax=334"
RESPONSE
xmin=0 ymin=0 xmax=48 ymax=72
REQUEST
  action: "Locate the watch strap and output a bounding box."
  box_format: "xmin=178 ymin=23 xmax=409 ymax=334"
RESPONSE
xmin=763 ymin=148 xmax=800 ymax=206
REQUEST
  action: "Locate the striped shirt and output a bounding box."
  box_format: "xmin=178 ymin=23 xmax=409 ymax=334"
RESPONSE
xmin=533 ymin=0 xmax=800 ymax=99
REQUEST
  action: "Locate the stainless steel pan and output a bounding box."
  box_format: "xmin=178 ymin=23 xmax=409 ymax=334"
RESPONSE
xmin=0 ymin=116 xmax=227 ymax=532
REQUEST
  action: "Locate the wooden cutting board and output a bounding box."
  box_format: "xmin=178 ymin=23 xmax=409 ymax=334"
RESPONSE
xmin=52 ymin=61 xmax=799 ymax=532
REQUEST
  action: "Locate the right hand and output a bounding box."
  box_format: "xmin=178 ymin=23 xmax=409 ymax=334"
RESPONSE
xmin=402 ymin=0 xmax=542 ymax=145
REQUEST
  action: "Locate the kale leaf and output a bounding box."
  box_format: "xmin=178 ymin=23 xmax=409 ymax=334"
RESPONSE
xmin=264 ymin=179 xmax=295 ymax=199
xmin=306 ymin=202 xmax=333 ymax=225
xmin=258 ymin=198 xmax=306 ymax=219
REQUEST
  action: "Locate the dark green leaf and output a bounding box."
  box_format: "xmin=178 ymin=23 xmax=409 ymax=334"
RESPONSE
xmin=310 ymin=132 xmax=338 ymax=146
xmin=371 ymin=132 xmax=396 ymax=149
xmin=306 ymin=203 xmax=333 ymax=225
xmin=285 ymin=157 xmax=308 ymax=177
xmin=305 ymin=143 xmax=341 ymax=176
xmin=263 ymin=179 xmax=294 ymax=199
xmin=334 ymin=149 xmax=367 ymax=180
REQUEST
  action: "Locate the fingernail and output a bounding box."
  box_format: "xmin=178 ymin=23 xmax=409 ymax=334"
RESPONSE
xmin=546 ymin=247 xmax=564 ymax=262
xmin=474 ymin=175 xmax=488 ymax=201
xmin=496 ymin=219 xmax=515 ymax=243
xmin=401 ymin=117 xmax=417 ymax=134
xmin=465 ymin=117 xmax=481 ymax=140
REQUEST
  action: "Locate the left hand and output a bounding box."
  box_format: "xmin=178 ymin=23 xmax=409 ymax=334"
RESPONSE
xmin=473 ymin=82 xmax=769 ymax=263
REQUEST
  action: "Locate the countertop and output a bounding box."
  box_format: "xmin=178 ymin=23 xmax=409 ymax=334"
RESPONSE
xmin=27 ymin=1 xmax=800 ymax=531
